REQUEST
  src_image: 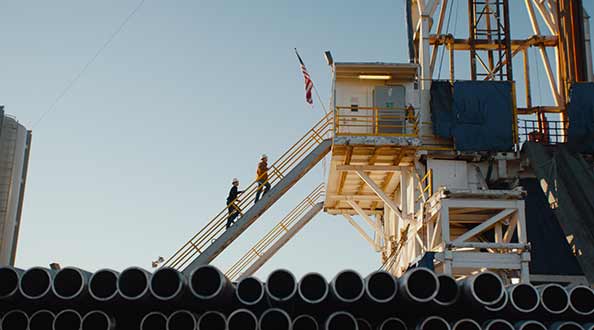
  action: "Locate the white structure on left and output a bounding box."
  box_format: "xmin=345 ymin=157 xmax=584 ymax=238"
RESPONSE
xmin=0 ymin=106 xmax=32 ymax=266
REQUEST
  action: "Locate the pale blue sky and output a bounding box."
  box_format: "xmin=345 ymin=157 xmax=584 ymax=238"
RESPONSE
xmin=3 ymin=1 xmax=594 ymax=279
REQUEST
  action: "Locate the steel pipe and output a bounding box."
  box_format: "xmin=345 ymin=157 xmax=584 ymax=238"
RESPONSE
xmin=53 ymin=309 xmax=82 ymax=330
xmin=298 ymin=272 xmax=329 ymax=304
xmin=462 ymin=271 xmax=504 ymax=306
xmin=482 ymin=319 xmax=514 ymax=330
xmin=189 ymin=265 xmax=233 ymax=304
xmin=514 ymin=320 xmax=547 ymax=330
xmin=484 ymin=290 xmax=508 ymax=312
xmin=89 ymin=269 xmax=120 ymax=303
xmin=236 ymin=276 xmax=265 ymax=306
xmin=506 ymin=283 xmax=540 ymax=314
xmin=149 ymin=267 xmax=187 ymax=302
xmin=258 ymin=308 xmax=292 ymax=330
xmin=197 ymin=311 xmax=226 ymax=330
xmin=166 ymin=310 xmax=199 ymax=330
xmin=325 ymin=311 xmax=357 ymax=330
xmin=0 ymin=266 xmax=23 ymax=301
xmin=356 ymin=318 xmax=373 ymax=330
xmin=416 ymin=316 xmax=450 ymax=330
xmin=29 ymin=310 xmax=55 ymax=330
xmin=365 ymin=270 xmax=398 ymax=303
xmin=1 ymin=310 xmax=29 ymax=330
xmin=19 ymin=267 xmax=54 ymax=301
xmin=227 ymin=308 xmax=258 ymax=330
xmin=398 ymin=268 xmax=439 ymax=303
xmin=452 ymin=319 xmax=481 ymax=330
xmin=583 ymin=324 xmax=594 ymax=330
xmin=117 ymin=267 xmax=151 ymax=301
xmin=266 ymin=269 xmax=298 ymax=303
xmin=549 ymin=322 xmax=586 ymax=330
xmin=537 ymin=284 xmax=570 ymax=315
xmin=567 ymin=285 xmax=594 ymax=316
xmin=380 ymin=317 xmax=408 ymax=330
xmin=330 ymin=270 xmax=365 ymax=303
xmin=81 ymin=311 xmax=116 ymax=330
xmin=433 ymin=274 xmax=459 ymax=306
xmin=52 ymin=267 xmax=91 ymax=301
xmin=140 ymin=311 xmax=168 ymax=330
xmin=293 ymin=315 xmax=319 ymax=330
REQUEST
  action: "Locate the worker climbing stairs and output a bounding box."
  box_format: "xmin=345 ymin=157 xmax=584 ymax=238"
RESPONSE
xmin=162 ymin=114 xmax=333 ymax=274
xmin=225 ymin=184 xmax=325 ymax=281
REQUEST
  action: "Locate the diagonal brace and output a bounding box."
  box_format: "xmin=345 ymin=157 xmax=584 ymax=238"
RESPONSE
xmin=452 ymin=209 xmax=516 ymax=244
xmin=355 ymin=169 xmax=404 ymax=220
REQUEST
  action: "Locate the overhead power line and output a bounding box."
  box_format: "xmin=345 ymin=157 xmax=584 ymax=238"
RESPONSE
xmin=32 ymin=0 xmax=146 ymax=128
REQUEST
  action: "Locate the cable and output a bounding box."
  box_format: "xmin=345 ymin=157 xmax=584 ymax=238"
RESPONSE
xmin=437 ymin=0 xmax=456 ymax=80
xmin=32 ymin=0 xmax=146 ymax=128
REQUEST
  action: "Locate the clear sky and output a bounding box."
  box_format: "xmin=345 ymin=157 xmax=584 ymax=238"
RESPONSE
xmin=3 ymin=1 xmax=594 ymax=280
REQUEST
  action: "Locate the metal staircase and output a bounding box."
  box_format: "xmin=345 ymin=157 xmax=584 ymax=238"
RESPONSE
xmin=162 ymin=114 xmax=333 ymax=274
xmin=225 ymin=184 xmax=325 ymax=281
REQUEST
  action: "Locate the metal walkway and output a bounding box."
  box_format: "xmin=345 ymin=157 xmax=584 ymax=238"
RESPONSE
xmin=161 ymin=114 xmax=332 ymax=274
xmin=225 ymin=184 xmax=325 ymax=281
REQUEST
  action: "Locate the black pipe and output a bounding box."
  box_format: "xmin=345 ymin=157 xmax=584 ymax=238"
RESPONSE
xmin=29 ymin=310 xmax=55 ymax=330
xmin=583 ymin=323 xmax=594 ymax=330
xmin=379 ymin=317 xmax=408 ymax=330
xmin=140 ymin=311 xmax=168 ymax=330
xmin=258 ymin=308 xmax=292 ymax=330
xmin=0 ymin=266 xmax=23 ymax=302
xmin=52 ymin=267 xmax=91 ymax=301
xmin=227 ymin=308 xmax=258 ymax=330
xmin=433 ymin=274 xmax=459 ymax=307
xmin=189 ymin=265 xmax=233 ymax=306
xmin=89 ymin=269 xmax=120 ymax=303
xmin=484 ymin=290 xmax=507 ymax=313
xmin=166 ymin=310 xmax=198 ymax=330
xmin=149 ymin=267 xmax=187 ymax=302
xmin=416 ymin=316 xmax=450 ymax=330
xmin=514 ymin=320 xmax=547 ymax=330
xmin=19 ymin=267 xmax=55 ymax=302
xmin=537 ymin=284 xmax=570 ymax=315
xmin=81 ymin=310 xmax=116 ymax=330
xmin=197 ymin=311 xmax=226 ymax=330
xmin=452 ymin=319 xmax=481 ymax=330
xmin=462 ymin=271 xmax=504 ymax=306
xmin=506 ymin=283 xmax=540 ymax=314
xmin=53 ymin=309 xmax=82 ymax=330
xmin=365 ymin=270 xmax=398 ymax=303
xmin=266 ymin=269 xmax=298 ymax=304
xmin=330 ymin=270 xmax=365 ymax=304
xmin=325 ymin=311 xmax=357 ymax=330
xmin=298 ymin=272 xmax=329 ymax=305
xmin=550 ymin=321 xmax=586 ymax=330
xmin=482 ymin=319 xmax=514 ymax=330
xmin=1 ymin=310 xmax=29 ymax=330
xmin=117 ymin=267 xmax=151 ymax=301
xmin=356 ymin=318 xmax=373 ymax=330
xmin=398 ymin=268 xmax=439 ymax=303
xmin=293 ymin=314 xmax=319 ymax=330
xmin=236 ymin=276 xmax=265 ymax=307
xmin=567 ymin=285 xmax=594 ymax=316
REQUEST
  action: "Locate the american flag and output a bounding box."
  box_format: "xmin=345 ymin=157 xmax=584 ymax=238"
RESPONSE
xmin=295 ymin=49 xmax=313 ymax=105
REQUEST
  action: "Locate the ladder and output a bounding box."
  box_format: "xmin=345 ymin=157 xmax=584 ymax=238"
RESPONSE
xmin=161 ymin=113 xmax=333 ymax=274
xmin=225 ymin=184 xmax=325 ymax=281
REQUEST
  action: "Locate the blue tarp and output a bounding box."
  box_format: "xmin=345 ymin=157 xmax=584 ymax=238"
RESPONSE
xmin=567 ymin=83 xmax=594 ymax=153
xmin=451 ymin=81 xmax=515 ymax=151
xmin=430 ymin=81 xmax=454 ymax=138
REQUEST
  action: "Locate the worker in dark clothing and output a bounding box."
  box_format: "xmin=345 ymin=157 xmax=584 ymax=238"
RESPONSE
xmin=226 ymin=178 xmax=243 ymax=229
xmin=255 ymin=154 xmax=271 ymax=203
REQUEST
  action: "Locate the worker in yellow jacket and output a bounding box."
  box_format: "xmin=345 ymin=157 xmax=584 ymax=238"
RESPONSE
xmin=255 ymin=154 xmax=271 ymax=203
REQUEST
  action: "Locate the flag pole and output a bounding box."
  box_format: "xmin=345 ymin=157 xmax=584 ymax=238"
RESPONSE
xmin=295 ymin=48 xmax=328 ymax=114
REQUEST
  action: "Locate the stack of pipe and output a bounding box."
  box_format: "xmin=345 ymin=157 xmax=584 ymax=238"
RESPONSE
xmin=0 ymin=265 xmax=592 ymax=329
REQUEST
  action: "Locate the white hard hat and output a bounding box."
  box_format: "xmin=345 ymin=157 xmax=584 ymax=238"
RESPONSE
xmin=261 ymin=154 xmax=268 ymax=159
xmin=232 ymin=178 xmax=239 ymax=183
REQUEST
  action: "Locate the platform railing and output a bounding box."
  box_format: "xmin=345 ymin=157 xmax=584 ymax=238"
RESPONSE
xmin=225 ymin=184 xmax=325 ymax=280
xmin=162 ymin=113 xmax=333 ymax=270
xmin=517 ymin=118 xmax=568 ymax=145
xmin=335 ymin=105 xmax=419 ymax=137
